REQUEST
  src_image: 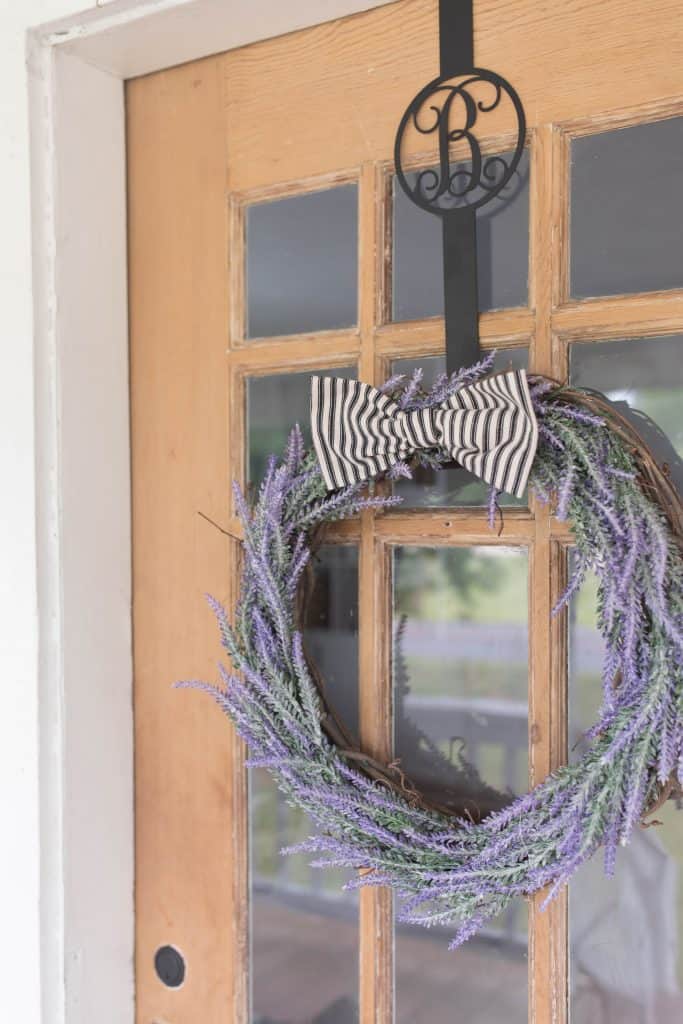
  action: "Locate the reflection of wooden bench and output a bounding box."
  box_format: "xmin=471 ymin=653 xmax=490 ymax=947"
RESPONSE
xmin=402 ymin=694 xmax=527 ymax=793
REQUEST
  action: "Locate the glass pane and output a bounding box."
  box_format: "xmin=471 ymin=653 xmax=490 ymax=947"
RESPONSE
xmin=252 ymin=546 xmax=359 ymax=1024
xmin=569 ymin=334 xmax=683 ymax=497
xmin=247 ymin=366 xmax=355 ymax=485
xmin=395 ymin=908 xmax=528 ymax=1024
xmin=393 ymin=149 xmax=529 ymax=321
xmin=569 ymin=556 xmax=683 ymax=1022
xmin=305 ymin=546 xmax=360 ymax=745
xmin=246 ymin=185 xmax=358 ymax=338
xmin=570 ymin=117 xmax=683 ymax=298
xmin=393 ymin=545 xmax=529 ymax=1021
xmin=390 ymin=348 xmax=529 ymax=507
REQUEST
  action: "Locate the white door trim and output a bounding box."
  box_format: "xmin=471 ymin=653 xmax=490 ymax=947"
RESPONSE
xmin=27 ymin=2 xmax=394 ymax=1021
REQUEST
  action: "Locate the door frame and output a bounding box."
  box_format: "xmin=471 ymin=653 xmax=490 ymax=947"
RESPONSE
xmin=26 ymin=2 xmax=394 ymax=1022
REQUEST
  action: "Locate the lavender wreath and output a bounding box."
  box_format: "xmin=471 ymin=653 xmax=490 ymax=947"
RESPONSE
xmin=179 ymin=354 xmax=683 ymax=948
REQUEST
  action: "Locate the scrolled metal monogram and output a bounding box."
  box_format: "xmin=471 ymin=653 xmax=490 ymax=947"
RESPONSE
xmin=394 ymin=68 xmax=526 ymax=216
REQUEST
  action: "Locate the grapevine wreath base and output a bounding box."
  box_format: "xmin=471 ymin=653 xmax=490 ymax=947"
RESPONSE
xmin=179 ymin=354 xmax=683 ymax=948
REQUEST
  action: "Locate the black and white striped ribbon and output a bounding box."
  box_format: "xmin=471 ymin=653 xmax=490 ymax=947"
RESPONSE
xmin=310 ymin=370 xmax=538 ymax=499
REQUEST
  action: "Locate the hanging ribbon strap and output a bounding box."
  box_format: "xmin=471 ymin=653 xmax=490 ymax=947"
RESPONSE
xmin=311 ymin=372 xmax=538 ymax=499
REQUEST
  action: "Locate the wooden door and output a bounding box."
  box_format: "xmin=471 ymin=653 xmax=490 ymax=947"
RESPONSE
xmin=127 ymin=2 xmax=683 ymax=1021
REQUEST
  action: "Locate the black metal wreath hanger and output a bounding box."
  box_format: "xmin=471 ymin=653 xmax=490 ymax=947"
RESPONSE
xmin=394 ymin=0 xmax=526 ymax=375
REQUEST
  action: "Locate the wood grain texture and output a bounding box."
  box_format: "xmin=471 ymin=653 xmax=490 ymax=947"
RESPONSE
xmin=357 ymin=168 xmax=394 ymax=1021
xmin=222 ymin=0 xmax=683 ymax=190
xmin=359 ymin=530 xmax=393 ymax=1024
xmin=127 ymin=57 xmax=248 ymax=1023
xmin=528 ymin=120 xmax=569 ymax=1024
xmin=553 ymin=291 xmax=683 ymax=340
xmin=376 ymin=307 xmax=534 ymax=355
xmin=375 ymin=511 xmax=534 ymax=543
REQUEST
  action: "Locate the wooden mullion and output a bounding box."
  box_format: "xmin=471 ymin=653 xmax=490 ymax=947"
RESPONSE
xmin=230 ymin=166 xmax=361 ymax=209
xmin=554 ymin=96 xmax=683 ymax=140
xmin=376 ymin=307 xmax=533 ymax=357
xmin=324 ymin=510 xmax=537 ymax=549
xmin=528 ymin=123 xmax=568 ymax=1024
xmin=551 ymin=127 xmax=571 ymax=312
xmin=358 ymin=160 xmax=394 ymax=1024
xmin=528 ymin=529 xmax=569 ymax=1024
xmin=230 ymin=330 xmax=360 ymax=373
xmin=549 ymin=518 xmax=575 ymax=543
xmin=359 ymin=527 xmax=393 ymax=1024
xmin=228 ymin=195 xmax=246 ymax=347
xmin=359 ymin=162 xmax=383 ymax=382
xmin=376 ymin=165 xmax=393 ymax=328
xmin=551 ymin=290 xmax=683 ymax=339
xmin=375 ymin=510 xmax=534 ymax=544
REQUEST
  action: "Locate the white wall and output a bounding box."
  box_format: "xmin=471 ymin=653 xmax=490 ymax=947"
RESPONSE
xmin=1 ymin=6 xmax=103 ymax=1023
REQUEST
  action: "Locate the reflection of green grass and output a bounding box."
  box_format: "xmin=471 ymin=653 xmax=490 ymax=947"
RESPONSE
xmin=396 ymin=547 xmax=528 ymax=625
xmin=458 ymin=558 xmax=527 ymax=625
xmin=404 ymin=655 xmax=527 ymax=703
xmin=570 ymin=671 xmax=601 ymax=738
xmin=573 ymin=572 xmax=600 ymax=628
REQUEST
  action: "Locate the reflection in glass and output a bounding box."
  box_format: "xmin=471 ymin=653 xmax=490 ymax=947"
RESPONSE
xmin=251 ymin=547 xmax=359 ymax=1024
xmin=246 ymin=185 xmax=358 ymax=338
xmin=569 ymin=556 xmax=683 ymax=1022
xmin=570 ymin=334 xmax=683 ymax=497
xmin=247 ymin=366 xmax=355 ymax=485
xmin=392 ymin=546 xmax=529 ymax=808
xmin=390 ymin=349 xmax=529 ymax=508
xmin=393 ymin=545 xmax=528 ymax=1023
xmin=393 ymin=149 xmax=529 ymax=321
xmin=570 ymin=117 xmax=683 ymax=299
xmin=305 ymin=546 xmax=360 ymax=745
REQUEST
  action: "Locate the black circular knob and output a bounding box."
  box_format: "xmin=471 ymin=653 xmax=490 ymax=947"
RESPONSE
xmin=154 ymin=945 xmax=185 ymax=988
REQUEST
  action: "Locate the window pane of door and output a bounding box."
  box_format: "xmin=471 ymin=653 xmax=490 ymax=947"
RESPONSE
xmin=570 ymin=117 xmax=683 ymax=298
xmin=569 ymin=334 xmax=683 ymax=496
xmin=392 ymin=149 xmax=529 ymax=321
xmin=247 ymin=366 xmax=355 ymax=485
xmin=392 ymin=545 xmax=529 ymax=1023
xmin=568 ymin=558 xmax=683 ymax=1022
xmin=390 ymin=349 xmax=529 ymax=508
xmin=246 ymin=185 xmax=358 ymax=338
xmin=248 ymin=374 xmax=361 ymax=1023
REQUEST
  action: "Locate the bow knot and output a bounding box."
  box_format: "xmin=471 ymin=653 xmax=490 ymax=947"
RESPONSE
xmin=311 ymin=371 xmax=538 ymax=499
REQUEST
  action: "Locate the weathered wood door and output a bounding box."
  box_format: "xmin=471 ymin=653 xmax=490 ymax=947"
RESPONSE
xmin=127 ymin=1 xmax=683 ymax=1020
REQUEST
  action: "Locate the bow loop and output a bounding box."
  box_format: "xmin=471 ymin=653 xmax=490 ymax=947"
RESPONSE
xmin=310 ymin=371 xmax=538 ymax=499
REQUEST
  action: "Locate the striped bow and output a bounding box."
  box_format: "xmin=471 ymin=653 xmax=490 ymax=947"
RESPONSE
xmin=311 ymin=371 xmax=538 ymax=499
